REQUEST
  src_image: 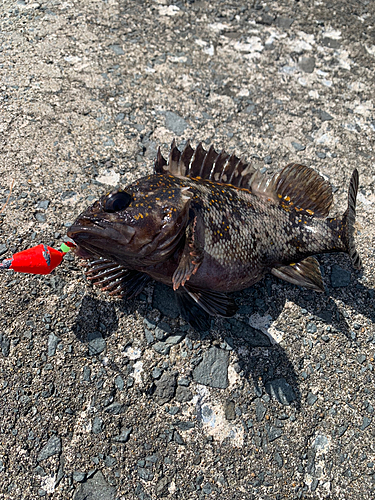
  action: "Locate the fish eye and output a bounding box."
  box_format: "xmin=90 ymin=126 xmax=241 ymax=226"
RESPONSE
xmin=103 ymin=191 xmax=132 ymax=213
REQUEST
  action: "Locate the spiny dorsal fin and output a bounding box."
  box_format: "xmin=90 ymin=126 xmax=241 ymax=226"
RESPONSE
xmin=154 ymin=140 xmax=257 ymax=190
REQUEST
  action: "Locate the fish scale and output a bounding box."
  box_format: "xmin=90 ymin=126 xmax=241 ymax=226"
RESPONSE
xmin=68 ymin=141 xmax=361 ymax=331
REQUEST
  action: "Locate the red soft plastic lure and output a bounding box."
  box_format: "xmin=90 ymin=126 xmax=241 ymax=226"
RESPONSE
xmin=0 ymin=242 xmax=75 ymax=275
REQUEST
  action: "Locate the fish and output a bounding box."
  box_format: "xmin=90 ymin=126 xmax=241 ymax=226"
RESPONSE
xmin=67 ymin=140 xmax=362 ymax=331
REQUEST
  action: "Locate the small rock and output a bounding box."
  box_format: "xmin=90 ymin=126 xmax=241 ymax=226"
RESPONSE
xmin=264 ymin=155 xmax=272 ymax=164
xmin=317 ymin=109 xmax=334 ymax=122
xmin=0 ymin=244 xmax=8 ymax=256
xmin=360 ymin=417 xmax=372 ymax=430
xmin=193 ymin=347 xmax=230 ymax=389
xmin=92 ymin=417 xmax=103 ymax=435
xmin=144 ymin=329 xmax=154 ymax=344
xmin=275 ymin=16 xmax=294 ymax=29
xmin=267 ymin=425 xmax=283 ymax=442
xmin=265 ymin=378 xmax=297 ymax=406
xmin=299 ymin=56 xmax=315 ymax=73
xmin=330 ymin=265 xmax=351 ymax=287
xmin=138 ymin=468 xmax=154 ymax=481
xmin=307 ymin=392 xmax=318 ymax=406
xmin=165 ymin=334 xmax=185 ymax=345
xmin=322 ymin=37 xmax=340 ymax=49
xmin=255 ymin=400 xmax=267 ymax=422
xmin=47 ymin=333 xmax=61 ymax=357
xmin=306 ymin=322 xmax=317 ymax=334
xmin=73 ymin=471 xmax=86 ymax=482
xmin=111 ymin=426 xmax=132 ymax=443
xmin=225 ymin=400 xmax=236 ymax=421
xmin=337 ymin=423 xmax=349 ymax=437
xmin=114 ymin=375 xmax=125 ymax=390
xmin=316 ymin=152 xmax=326 ymax=159
xmin=152 ymin=342 xmax=171 ymax=356
xmin=104 ymin=402 xmax=125 ymax=415
xmin=291 ymin=141 xmax=305 ymax=151
xmin=37 ymin=435 xmax=62 ymax=462
xmin=164 ymin=111 xmax=188 ymax=136
xmin=156 ymin=476 xmax=170 ymax=497
xmin=37 ymin=200 xmax=50 ymax=209
xmin=88 ymin=337 xmax=106 ymax=356
xmin=356 ymin=354 xmax=366 ymax=364
xmin=173 ymin=430 xmax=185 ymax=445
xmin=0 ymin=334 xmax=10 ymax=357
xmin=154 ymin=372 xmax=177 ymax=405
xmin=152 ymin=367 xmax=162 ymax=379
xmin=175 ymin=386 xmax=193 ymax=403
xmin=35 ymin=213 xmax=46 ymax=222
xmin=109 ymin=44 xmax=124 ymax=55
xmin=72 ymin=471 xmax=116 ymax=500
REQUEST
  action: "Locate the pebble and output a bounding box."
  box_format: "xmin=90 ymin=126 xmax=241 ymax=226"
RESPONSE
xmin=299 ymin=56 xmax=315 ymax=73
xmin=152 ymin=342 xmax=171 ymax=356
xmin=138 ymin=468 xmax=154 ymax=481
xmin=104 ymin=402 xmax=125 ymax=415
xmin=82 ymin=366 xmax=91 ymax=382
xmin=0 ymin=244 xmax=8 ymax=256
xmin=175 ymin=386 xmax=193 ymax=402
xmin=152 ymin=283 xmax=179 ymax=318
xmin=193 ymin=347 xmax=229 ymax=389
xmin=291 ymin=141 xmax=305 ymax=151
xmin=37 ymin=435 xmax=62 ymax=462
xmin=316 ymin=152 xmax=326 ymax=159
xmin=164 ymin=111 xmax=188 ymax=136
xmin=360 ymin=417 xmax=372 ymax=431
xmin=154 ymin=372 xmax=177 ymax=405
xmin=114 ymin=375 xmax=125 ymax=390
xmin=72 ymin=471 xmax=116 ymax=500
xmin=111 ymin=426 xmax=132 ymax=443
xmin=306 ymin=322 xmax=317 ymax=334
xmin=47 ymin=333 xmax=61 ymax=357
xmin=317 ymin=109 xmax=334 ymax=121
xmin=266 ymin=424 xmax=283 ymax=442
xmin=144 ymin=329 xmax=154 ymax=344
xmin=37 ymin=200 xmax=50 ymax=209
xmin=87 ymin=332 xmax=106 ymax=356
xmin=109 ymin=44 xmax=124 ymax=55
xmin=35 ymin=213 xmax=46 ymax=222
xmin=0 ymin=334 xmax=10 ymax=357
xmin=256 ymin=400 xmax=267 ymax=422
xmin=357 ymin=354 xmax=366 ymax=364
xmin=275 ymin=16 xmax=294 ymax=29
xmin=307 ymin=392 xmax=318 ymax=406
xmin=92 ymin=417 xmax=103 ymax=435
xmin=165 ymin=334 xmax=185 ymax=345
xmin=265 ymin=378 xmax=297 ymax=406
xmin=330 ymin=265 xmax=351 ymax=287
xmin=72 ymin=471 xmax=86 ymax=482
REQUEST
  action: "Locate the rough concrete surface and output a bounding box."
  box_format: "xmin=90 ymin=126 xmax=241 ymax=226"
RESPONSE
xmin=0 ymin=0 xmax=374 ymax=499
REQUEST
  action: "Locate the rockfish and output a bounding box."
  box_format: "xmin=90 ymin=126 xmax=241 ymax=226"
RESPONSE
xmin=67 ymin=141 xmax=362 ymax=330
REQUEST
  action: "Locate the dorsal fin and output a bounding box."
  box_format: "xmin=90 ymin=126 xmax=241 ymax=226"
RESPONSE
xmin=154 ymin=140 xmax=257 ymax=190
xmin=154 ymin=143 xmax=332 ymax=217
xmin=271 ymin=163 xmax=333 ymax=217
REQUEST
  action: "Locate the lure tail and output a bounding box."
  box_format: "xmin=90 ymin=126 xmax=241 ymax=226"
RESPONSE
xmin=343 ymin=169 xmax=362 ymax=270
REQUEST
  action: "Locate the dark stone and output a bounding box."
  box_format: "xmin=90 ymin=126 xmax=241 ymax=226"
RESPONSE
xmin=299 ymin=56 xmax=315 ymax=73
xmin=152 ymin=342 xmax=171 ymax=356
xmin=317 ymin=109 xmax=334 ymax=122
xmin=255 ymin=399 xmax=267 ymax=422
xmin=0 ymin=334 xmax=10 ymax=357
xmin=154 ymin=372 xmax=177 ymax=405
xmin=330 ymin=265 xmax=351 ymax=287
xmin=360 ymin=417 xmax=372 ymax=430
xmin=92 ymin=417 xmax=103 ymax=435
xmin=267 ymin=424 xmax=283 ymax=442
xmin=35 ymin=213 xmax=47 ymax=222
xmin=109 ymin=44 xmax=125 ymax=55
xmin=138 ymin=468 xmax=154 ymax=481
xmin=72 ymin=471 xmax=86 ymax=482
xmin=37 ymin=200 xmax=50 ymax=209
xmin=316 ymin=152 xmax=326 ymax=159
xmin=72 ymin=471 xmax=116 ymax=500
xmin=104 ymin=402 xmax=125 ymax=415
xmin=37 ymin=435 xmax=62 ymax=462
xmin=175 ymin=386 xmax=193 ymax=403
xmin=265 ymin=378 xmax=297 ymax=406
xmin=193 ymin=347 xmax=229 ymax=389
xmin=0 ymin=244 xmax=8 ymax=256
xmin=322 ymin=37 xmax=340 ymax=49
xmin=88 ymin=334 xmax=106 ymax=356
xmin=275 ymin=16 xmax=294 ymax=29
xmin=152 ymin=283 xmax=179 ymax=319
xmin=47 ymin=333 xmax=61 ymax=357
xmin=307 ymin=392 xmax=318 ymax=406
xmin=156 ymin=476 xmax=170 ymax=497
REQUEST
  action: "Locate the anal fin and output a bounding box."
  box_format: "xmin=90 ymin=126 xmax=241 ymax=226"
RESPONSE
xmin=175 ymin=288 xmax=212 ymax=332
xmin=184 ymin=284 xmax=238 ymax=317
xmin=271 ymin=257 xmax=324 ymax=292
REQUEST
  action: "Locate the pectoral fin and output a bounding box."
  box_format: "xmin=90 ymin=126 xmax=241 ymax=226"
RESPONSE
xmin=172 ymin=215 xmax=203 ymax=290
xmin=271 ymin=257 xmax=324 ymax=292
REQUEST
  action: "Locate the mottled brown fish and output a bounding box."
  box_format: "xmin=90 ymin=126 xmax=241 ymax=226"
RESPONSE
xmin=67 ymin=141 xmax=362 ymax=330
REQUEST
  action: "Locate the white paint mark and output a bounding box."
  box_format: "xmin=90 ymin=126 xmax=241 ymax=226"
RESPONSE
xmin=96 ymin=170 xmax=120 ymax=186
xmin=124 ymin=346 xmax=142 ymax=360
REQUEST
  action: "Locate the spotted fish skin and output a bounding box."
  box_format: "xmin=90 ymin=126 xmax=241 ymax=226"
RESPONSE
xmin=67 ymin=141 xmax=361 ymax=330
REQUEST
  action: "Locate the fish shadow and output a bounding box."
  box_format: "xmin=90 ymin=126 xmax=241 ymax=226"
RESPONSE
xmin=73 ymin=295 xmax=119 ymax=343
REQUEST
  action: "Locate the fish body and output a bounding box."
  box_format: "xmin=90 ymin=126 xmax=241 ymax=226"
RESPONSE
xmin=68 ymin=141 xmax=362 ymax=330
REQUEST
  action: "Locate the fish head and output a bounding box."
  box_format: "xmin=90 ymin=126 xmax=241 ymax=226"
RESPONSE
xmin=67 ymin=175 xmax=192 ymax=266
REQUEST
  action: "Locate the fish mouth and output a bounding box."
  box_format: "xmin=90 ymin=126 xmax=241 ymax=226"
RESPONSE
xmin=67 ymin=221 xmax=136 ymax=259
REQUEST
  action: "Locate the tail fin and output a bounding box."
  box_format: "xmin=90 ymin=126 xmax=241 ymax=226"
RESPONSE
xmin=344 ymin=169 xmax=362 ymax=270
